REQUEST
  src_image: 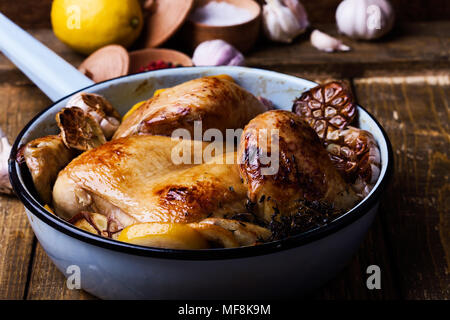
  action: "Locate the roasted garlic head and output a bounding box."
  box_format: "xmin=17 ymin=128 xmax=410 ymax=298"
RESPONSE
xmin=326 ymin=126 xmax=381 ymax=197
xmin=56 ymin=107 xmax=106 ymax=151
xmin=292 ymin=81 xmax=357 ymax=141
xmin=66 ymin=92 xmax=121 ymax=139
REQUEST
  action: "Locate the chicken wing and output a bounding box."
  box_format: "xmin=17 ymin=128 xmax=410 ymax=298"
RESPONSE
xmin=113 ymin=76 xmax=268 ymax=139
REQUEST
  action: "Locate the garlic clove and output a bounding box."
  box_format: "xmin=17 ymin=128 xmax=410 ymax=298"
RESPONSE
xmin=0 ymin=128 xmax=13 ymax=195
xmin=192 ymin=40 xmax=245 ymax=67
xmin=262 ymin=0 xmax=308 ymax=43
xmin=310 ymin=29 xmax=351 ymax=53
xmin=100 ymin=117 xmax=121 ymax=140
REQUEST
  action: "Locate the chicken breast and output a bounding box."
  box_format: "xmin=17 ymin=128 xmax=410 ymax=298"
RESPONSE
xmin=238 ymin=110 xmax=358 ymax=223
xmin=113 ymin=76 xmax=268 ymax=139
xmin=53 ymin=135 xmax=248 ymax=229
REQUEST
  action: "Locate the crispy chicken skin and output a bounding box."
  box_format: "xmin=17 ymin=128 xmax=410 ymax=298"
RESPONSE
xmin=113 ymin=76 xmax=268 ymax=139
xmin=22 ymin=135 xmax=77 ymax=204
xmin=53 ymin=135 xmax=248 ymax=228
xmin=238 ymin=110 xmax=358 ymax=222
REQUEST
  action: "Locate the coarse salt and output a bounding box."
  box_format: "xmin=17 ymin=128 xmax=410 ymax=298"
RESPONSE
xmin=189 ymin=1 xmax=254 ymax=26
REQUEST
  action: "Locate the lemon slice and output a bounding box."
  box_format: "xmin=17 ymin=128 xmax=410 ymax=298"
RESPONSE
xmin=118 ymin=222 xmax=208 ymax=249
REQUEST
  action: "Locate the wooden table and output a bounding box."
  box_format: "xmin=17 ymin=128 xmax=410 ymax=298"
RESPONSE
xmin=0 ymin=22 xmax=449 ymax=300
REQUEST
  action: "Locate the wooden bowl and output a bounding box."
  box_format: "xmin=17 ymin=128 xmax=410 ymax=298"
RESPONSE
xmin=182 ymin=0 xmax=261 ymax=53
xmin=128 ymin=48 xmax=193 ymax=74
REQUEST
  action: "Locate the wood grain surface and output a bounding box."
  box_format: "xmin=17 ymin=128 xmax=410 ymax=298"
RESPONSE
xmin=353 ymin=75 xmax=450 ymax=299
xmin=0 ymin=21 xmax=448 ymax=299
xmin=1 ymin=0 xmax=449 ymax=30
xmin=247 ymin=22 xmax=450 ymax=79
xmin=0 ymin=81 xmax=50 ymax=300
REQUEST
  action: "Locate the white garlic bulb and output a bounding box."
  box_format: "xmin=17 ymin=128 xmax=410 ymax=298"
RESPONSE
xmin=0 ymin=127 xmax=13 ymax=195
xmin=192 ymin=40 xmax=245 ymax=67
xmin=310 ymin=29 xmax=351 ymax=52
xmin=262 ymin=0 xmax=309 ymax=43
xmin=336 ymin=0 xmax=395 ymax=40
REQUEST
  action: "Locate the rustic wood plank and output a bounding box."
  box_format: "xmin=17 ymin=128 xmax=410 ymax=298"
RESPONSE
xmin=26 ymin=244 xmax=95 ymax=300
xmin=1 ymin=21 xmax=449 ymax=82
xmin=0 ymin=195 xmax=34 ymax=299
xmin=0 ymin=0 xmax=52 ymax=29
xmin=247 ymin=22 xmax=450 ymax=79
xmin=2 ymin=0 xmax=449 ymax=30
xmin=0 ymin=81 xmax=51 ymax=299
xmin=352 ymin=74 xmax=450 ymax=299
xmin=307 ymin=78 xmax=401 ymax=300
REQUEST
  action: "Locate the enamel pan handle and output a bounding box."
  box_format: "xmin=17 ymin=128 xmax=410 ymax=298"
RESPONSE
xmin=0 ymin=13 xmax=94 ymax=102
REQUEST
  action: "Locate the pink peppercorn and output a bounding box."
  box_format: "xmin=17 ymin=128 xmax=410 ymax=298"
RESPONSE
xmin=138 ymin=60 xmax=180 ymax=72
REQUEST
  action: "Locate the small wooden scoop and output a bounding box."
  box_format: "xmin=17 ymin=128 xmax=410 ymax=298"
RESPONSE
xmin=79 ymin=44 xmax=193 ymax=82
xmin=78 ymin=45 xmax=130 ymax=83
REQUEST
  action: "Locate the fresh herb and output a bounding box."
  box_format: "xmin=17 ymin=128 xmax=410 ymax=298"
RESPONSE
xmin=268 ymin=200 xmax=344 ymax=241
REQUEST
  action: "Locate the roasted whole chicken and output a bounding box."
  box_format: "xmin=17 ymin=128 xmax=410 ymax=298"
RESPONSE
xmin=19 ymin=76 xmax=381 ymax=249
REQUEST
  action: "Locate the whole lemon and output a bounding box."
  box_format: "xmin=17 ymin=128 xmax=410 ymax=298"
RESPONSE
xmin=51 ymin=0 xmax=143 ymax=55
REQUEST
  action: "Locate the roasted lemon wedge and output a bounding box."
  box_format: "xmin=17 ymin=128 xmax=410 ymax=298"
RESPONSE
xmin=118 ymin=223 xmax=209 ymax=250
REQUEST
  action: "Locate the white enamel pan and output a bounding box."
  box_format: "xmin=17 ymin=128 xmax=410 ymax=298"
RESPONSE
xmin=1 ymin=13 xmax=393 ymax=299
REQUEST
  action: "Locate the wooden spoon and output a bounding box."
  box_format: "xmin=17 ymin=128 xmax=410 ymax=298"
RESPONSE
xmin=78 ymin=45 xmax=129 ymax=83
xmin=143 ymin=0 xmax=194 ymax=48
